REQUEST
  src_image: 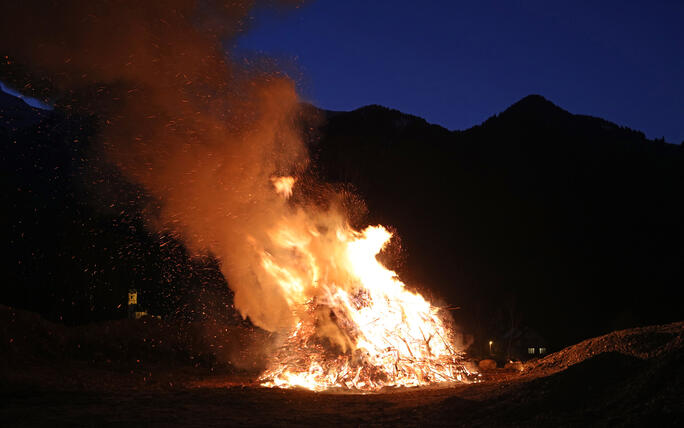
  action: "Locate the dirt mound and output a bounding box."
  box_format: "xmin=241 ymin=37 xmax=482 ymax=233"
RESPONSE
xmin=416 ymin=322 xmax=684 ymax=426
xmin=527 ymin=321 xmax=684 ymax=375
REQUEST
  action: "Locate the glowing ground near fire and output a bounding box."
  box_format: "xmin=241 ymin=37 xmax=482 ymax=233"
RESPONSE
xmin=254 ymin=178 xmax=472 ymax=391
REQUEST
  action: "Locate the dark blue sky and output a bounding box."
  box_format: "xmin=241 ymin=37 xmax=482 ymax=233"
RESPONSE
xmin=237 ymin=0 xmax=684 ymax=143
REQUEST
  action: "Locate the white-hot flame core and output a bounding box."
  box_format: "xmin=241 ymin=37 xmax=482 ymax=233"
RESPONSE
xmin=253 ymin=186 xmax=470 ymax=391
xmin=271 ymin=176 xmax=296 ymax=199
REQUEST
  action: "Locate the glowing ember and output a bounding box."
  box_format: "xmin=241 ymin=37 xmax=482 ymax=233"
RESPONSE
xmin=255 ymin=178 xmax=471 ymax=391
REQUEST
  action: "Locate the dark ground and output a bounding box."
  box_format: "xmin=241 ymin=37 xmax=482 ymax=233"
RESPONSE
xmin=2 ymin=306 xmax=682 ymax=427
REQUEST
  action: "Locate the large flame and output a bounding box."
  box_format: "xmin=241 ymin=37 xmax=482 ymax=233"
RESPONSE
xmin=0 ymin=0 xmax=467 ymax=391
xmin=256 ymin=178 xmax=470 ymax=391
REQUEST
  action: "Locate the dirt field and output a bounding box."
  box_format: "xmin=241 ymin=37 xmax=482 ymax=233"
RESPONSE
xmin=1 ymin=307 xmax=682 ymax=427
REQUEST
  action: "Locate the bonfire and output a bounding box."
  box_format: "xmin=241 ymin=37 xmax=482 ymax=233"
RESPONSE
xmin=256 ymin=178 xmax=472 ymax=391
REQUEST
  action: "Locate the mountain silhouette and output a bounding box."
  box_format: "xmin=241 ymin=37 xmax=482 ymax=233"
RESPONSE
xmin=311 ymin=95 xmax=683 ymax=349
xmin=2 ymin=91 xmax=682 ymax=351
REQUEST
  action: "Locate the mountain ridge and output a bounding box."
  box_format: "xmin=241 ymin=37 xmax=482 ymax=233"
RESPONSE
xmin=2 ymin=90 xmax=683 ymax=352
xmin=311 ymin=93 xmax=684 ymax=350
xmin=311 ymin=94 xmax=679 ymax=147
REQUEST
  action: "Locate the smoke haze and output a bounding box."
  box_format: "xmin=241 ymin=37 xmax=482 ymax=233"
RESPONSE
xmin=0 ymin=0 xmax=315 ymax=331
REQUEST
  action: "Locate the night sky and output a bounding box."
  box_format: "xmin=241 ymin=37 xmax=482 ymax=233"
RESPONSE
xmin=237 ymin=0 xmax=684 ymax=144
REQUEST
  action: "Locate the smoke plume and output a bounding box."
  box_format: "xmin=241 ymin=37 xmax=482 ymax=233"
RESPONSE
xmin=0 ymin=0 xmax=315 ymax=331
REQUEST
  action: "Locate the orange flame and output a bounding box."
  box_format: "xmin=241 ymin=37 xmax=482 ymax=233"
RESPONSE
xmin=254 ymin=178 xmax=471 ymax=391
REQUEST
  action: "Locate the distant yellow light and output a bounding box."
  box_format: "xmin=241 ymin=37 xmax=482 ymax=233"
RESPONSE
xmin=489 ymin=340 xmax=493 ymax=346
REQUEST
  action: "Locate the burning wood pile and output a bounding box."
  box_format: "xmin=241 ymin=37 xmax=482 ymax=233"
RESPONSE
xmin=256 ymin=178 xmax=473 ymax=391
xmin=259 ymin=302 xmax=471 ymax=391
